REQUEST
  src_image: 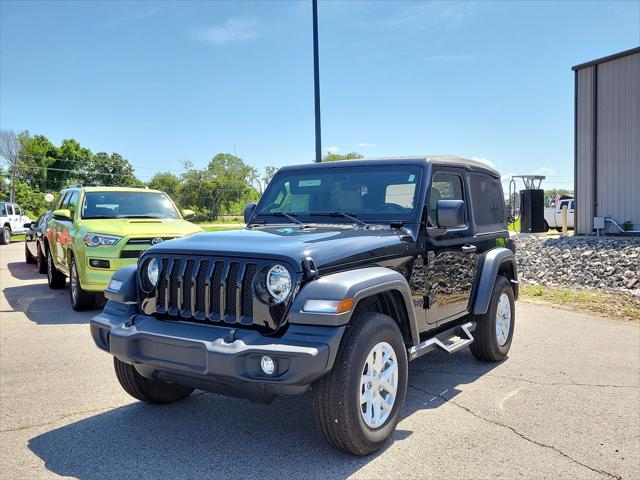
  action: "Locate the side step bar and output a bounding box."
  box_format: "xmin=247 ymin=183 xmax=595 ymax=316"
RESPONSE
xmin=407 ymin=321 xmax=476 ymax=361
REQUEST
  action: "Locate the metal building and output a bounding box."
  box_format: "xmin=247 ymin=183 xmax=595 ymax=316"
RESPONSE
xmin=573 ymin=47 xmax=640 ymax=234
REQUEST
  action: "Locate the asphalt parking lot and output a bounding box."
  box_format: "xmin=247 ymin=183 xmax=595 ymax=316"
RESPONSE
xmin=1 ymin=241 xmax=638 ymax=480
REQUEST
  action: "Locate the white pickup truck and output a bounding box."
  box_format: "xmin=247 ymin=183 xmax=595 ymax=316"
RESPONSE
xmin=0 ymin=202 xmax=32 ymax=245
xmin=544 ymin=198 xmax=574 ymax=231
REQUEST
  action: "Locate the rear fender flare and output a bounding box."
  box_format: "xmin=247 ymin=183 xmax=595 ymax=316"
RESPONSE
xmin=472 ymin=247 xmax=517 ymax=315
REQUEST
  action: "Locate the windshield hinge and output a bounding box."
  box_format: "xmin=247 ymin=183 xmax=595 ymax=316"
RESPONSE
xmin=301 ymin=257 xmax=319 ymax=280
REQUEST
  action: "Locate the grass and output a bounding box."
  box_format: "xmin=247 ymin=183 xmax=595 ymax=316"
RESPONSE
xmin=520 ymin=284 xmax=640 ymax=322
xmin=200 ymin=224 xmax=243 ymax=232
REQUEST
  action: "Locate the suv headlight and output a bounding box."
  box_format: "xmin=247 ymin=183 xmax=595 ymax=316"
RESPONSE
xmin=260 ymin=264 xmax=291 ymax=304
xmin=146 ymin=258 xmax=159 ymax=288
xmin=83 ymin=233 xmax=122 ymax=247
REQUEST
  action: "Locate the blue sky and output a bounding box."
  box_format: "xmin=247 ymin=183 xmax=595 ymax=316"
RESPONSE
xmin=1 ymin=1 xmax=639 ymax=189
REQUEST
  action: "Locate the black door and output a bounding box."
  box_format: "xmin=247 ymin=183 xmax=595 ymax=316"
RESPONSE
xmin=424 ymin=170 xmax=477 ymax=324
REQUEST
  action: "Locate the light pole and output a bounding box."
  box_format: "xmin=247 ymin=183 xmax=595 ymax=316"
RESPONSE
xmin=312 ymin=0 xmax=322 ymax=163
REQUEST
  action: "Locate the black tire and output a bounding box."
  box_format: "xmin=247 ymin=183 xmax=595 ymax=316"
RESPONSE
xmin=470 ymin=275 xmax=515 ymax=362
xmin=70 ymin=256 xmax=95 ymax=311
xmin=0 ymin=226 xmax=10 ymax=245
xmin=113 ymin=357 xmax=194 ymax=404
xmin=36 ymin=244 xmax=47 ymax=274
xmin=25 ymin=242 xmax=36 ymax=264
xmin=556 ymin=227 xmax=563 ymax=233
xmin=312 ymin=312 xmax=408 ymax=456
xmin=46 ymin=247 xmax=66 ymax=289
xmin=544 ymin=220 xmax=550 ymax=232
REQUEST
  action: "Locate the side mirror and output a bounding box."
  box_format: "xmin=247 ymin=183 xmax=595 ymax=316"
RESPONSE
xmin=181 ymin=209 xmax=196 ymax=221
xmin=52 ymin=209 xmax=72 ymax=221
xmin=436 ymin=199 xmax=466 ymax=229
xmin=243 ymin=203 xmax=256 ymax=224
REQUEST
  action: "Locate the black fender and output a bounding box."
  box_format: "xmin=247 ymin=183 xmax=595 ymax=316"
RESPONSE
xmin=104 ymin=264 xmax=138 ymax=303
xmin=471 ymin=247 xmax=517 ymax=315
xmin=288 ymin=266 xmax=420 ymax=346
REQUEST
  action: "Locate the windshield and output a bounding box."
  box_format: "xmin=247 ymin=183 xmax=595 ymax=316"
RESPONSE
xmin=81 ymin=191 xmax=180 ymax=219
xmin=256 ymin=165 xmax=423 ymax=223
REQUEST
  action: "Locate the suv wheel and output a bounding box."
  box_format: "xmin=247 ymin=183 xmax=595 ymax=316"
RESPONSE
xmin=25 ymin=243 xmax=36 ymax=264
xmin=70 ymin=257 xmax=95 ymax=311
xmin=114 ymin=358 xmax=194 ymax=404
xmin=36 ymin=244 xmax=47 ymax=274
xmin=46 ymin=247 xmax=66 ymax=289
xmin=0 ymin=226 xmax=10 ymax=245
xmin=312 ymin=311 xmax=408 ymax=456
xmin=470 ymin=275 xmax=515 ymax=362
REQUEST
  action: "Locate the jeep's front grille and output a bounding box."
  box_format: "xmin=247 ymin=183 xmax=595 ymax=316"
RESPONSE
xmin=150 ymin=256 xmax=261 ymax=326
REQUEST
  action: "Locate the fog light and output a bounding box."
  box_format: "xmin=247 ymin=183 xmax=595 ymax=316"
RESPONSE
xmin=89 ymin=259 xmax=110 ymax=268
xmin=260 ymin=355 xmax=276 ymax=376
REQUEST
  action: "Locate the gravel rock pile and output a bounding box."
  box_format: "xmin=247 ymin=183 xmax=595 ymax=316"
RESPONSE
xmin=514 ymin=235 xmax=640 ymax=292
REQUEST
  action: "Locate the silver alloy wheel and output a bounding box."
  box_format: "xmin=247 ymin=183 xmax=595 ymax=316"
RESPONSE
xmin=71 ymin=262 xmax=78 ymax=303
xmin=495 ymin=292 xmax=511 ymax=346
xmin=360 ymin=341 xmax=398 ymax=429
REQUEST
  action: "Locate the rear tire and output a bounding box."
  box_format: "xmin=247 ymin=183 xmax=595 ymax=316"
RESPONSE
xmin=25 ymin=243 xmax=36 ymax=264
xmin=70 ymin=257 xmax=95 ymax=311
xmin=113 ymin=358 xmax=194 ymax=404
xmin=312 ymin=312 xmax=408 ymax=456
xmin=0 ymin=226 xmax=10 ymax=245
xmin=46 ymin=247 xmax=66 ymax=289
xmin=470 ymin=275 xmax=515 ymax=362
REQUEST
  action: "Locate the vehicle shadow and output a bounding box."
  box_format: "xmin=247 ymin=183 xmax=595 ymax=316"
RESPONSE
xmin=6 ymin=260 xmax=42 ymax=281
xmin=3 ymin=262 xmax=98 ymax=324
xmin=28 ymin=349 xmax=498 ymax=480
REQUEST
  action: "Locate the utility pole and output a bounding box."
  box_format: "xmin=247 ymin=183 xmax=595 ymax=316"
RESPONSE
xmin=312 ymin=0 xmax=322 ymax=163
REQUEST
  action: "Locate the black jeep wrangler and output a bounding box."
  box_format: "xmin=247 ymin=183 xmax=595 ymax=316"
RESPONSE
xmin=91 ymin=156 xmax=517 ymax=455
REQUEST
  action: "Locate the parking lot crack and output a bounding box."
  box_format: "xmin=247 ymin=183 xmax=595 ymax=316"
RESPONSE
xmin=411 ymin=368 xmax=639 ymax=389
xmin=409 ymin=384 xmax=622 ymax=480
xmin=0 ymin=406 xmax=121 ymax=433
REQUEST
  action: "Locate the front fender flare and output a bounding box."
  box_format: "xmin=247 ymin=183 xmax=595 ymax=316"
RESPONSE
xmin=472 ymin=247 xmax=517 ymax=315
xmin=288 ymin=266 xmax=420 ymax=345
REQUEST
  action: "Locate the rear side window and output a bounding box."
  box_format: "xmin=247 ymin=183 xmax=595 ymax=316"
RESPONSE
xmin=469 ymin=174 xmax=505 ymax=226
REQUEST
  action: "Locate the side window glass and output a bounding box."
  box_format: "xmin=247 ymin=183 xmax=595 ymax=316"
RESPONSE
xmin=16 ymin=205 xmax=22 ymax=216
xmin=429 ymin=173 xmax=463 ymax=226
xmin=0 ymin=204 xmax=5 ymax=216
xmin=469 ymin=175 xmax=505 ymax=226
xmin=58 ymin=192 xmax=70 ymax=209
xmin=7 ymin=205 xmax=14 ymax=215
xmin=67 ymin=192 xmax=79 ymax=218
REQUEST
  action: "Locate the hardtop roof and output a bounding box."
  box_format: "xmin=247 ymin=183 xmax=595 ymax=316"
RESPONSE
xmin=278 ymin=155 xmax=501 ymax=178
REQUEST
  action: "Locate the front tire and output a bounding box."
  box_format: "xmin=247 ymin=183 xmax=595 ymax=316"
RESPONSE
xmin=25 ymin=243 xmax=36 ymax=264
xmin=70 ymin=257 xmax=95 ymax=311
xmin=470 ymin=275 xmax=515 ymax=362
xmin=0 ymin=226 xmax=10 ymax=245
xmin=114 ymin=358 xmax=194 ymax=404
xmin=36 ymin=244 xmax=47 ymax=274
xmin=46 ymin=247 xmax=66 ymax=289
xmin=312 ymin=312 xmax=408 ymax=456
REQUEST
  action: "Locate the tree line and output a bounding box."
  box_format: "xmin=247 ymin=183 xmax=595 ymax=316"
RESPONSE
xmin=0 ymin=129 xmax=361 ymax=221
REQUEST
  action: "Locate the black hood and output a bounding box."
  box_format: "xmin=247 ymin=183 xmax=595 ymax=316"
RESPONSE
xmin=147 ymin=225 xmax=417 ymax=272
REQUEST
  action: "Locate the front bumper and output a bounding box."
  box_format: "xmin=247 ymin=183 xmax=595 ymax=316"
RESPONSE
xmin=91 ymin=302 xmax=345 ymax=403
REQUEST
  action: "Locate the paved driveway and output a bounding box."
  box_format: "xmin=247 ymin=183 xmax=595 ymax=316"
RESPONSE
xmin=1 ymin=241 xmax=638 ymax=479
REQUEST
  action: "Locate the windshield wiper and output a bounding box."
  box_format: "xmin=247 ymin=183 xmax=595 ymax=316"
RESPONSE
xmin=255 ymin=209 xmax=304 ymax=226
xmin=310 ymin=211 xmax=369 ymax=227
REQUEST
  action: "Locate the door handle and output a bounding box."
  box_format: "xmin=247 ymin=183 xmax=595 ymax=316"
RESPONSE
xmin=461 ymin=245 xmax=477 ymax=254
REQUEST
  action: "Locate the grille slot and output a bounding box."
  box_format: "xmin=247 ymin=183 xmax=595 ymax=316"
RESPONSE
xmin=150 ymin=256 xmax=262 ymax=327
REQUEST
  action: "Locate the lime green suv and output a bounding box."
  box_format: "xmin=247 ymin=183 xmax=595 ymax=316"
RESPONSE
xmin=45 ymin=186 xmax=202 ymax=310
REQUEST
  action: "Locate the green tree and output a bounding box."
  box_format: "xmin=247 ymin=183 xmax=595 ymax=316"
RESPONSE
xmin=322 ymin=151 xmax=363 ymax=162
xmin=85 ymin=152 xmax=140 ymax=186
xmin=148 ymin=171 xmax=182 ymax=199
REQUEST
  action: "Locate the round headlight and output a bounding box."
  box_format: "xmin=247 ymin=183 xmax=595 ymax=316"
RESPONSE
xmin=266 ymin=264 xmax=291 ymax=303
xmin=147 ymin=258 xmax=159 ymax=288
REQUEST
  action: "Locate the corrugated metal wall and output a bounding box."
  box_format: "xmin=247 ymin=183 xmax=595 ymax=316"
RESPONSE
xmin=575 ymin=51 xmax=640 ymax=234
xmin=576 ymin=67 xmax=594 ymax=232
